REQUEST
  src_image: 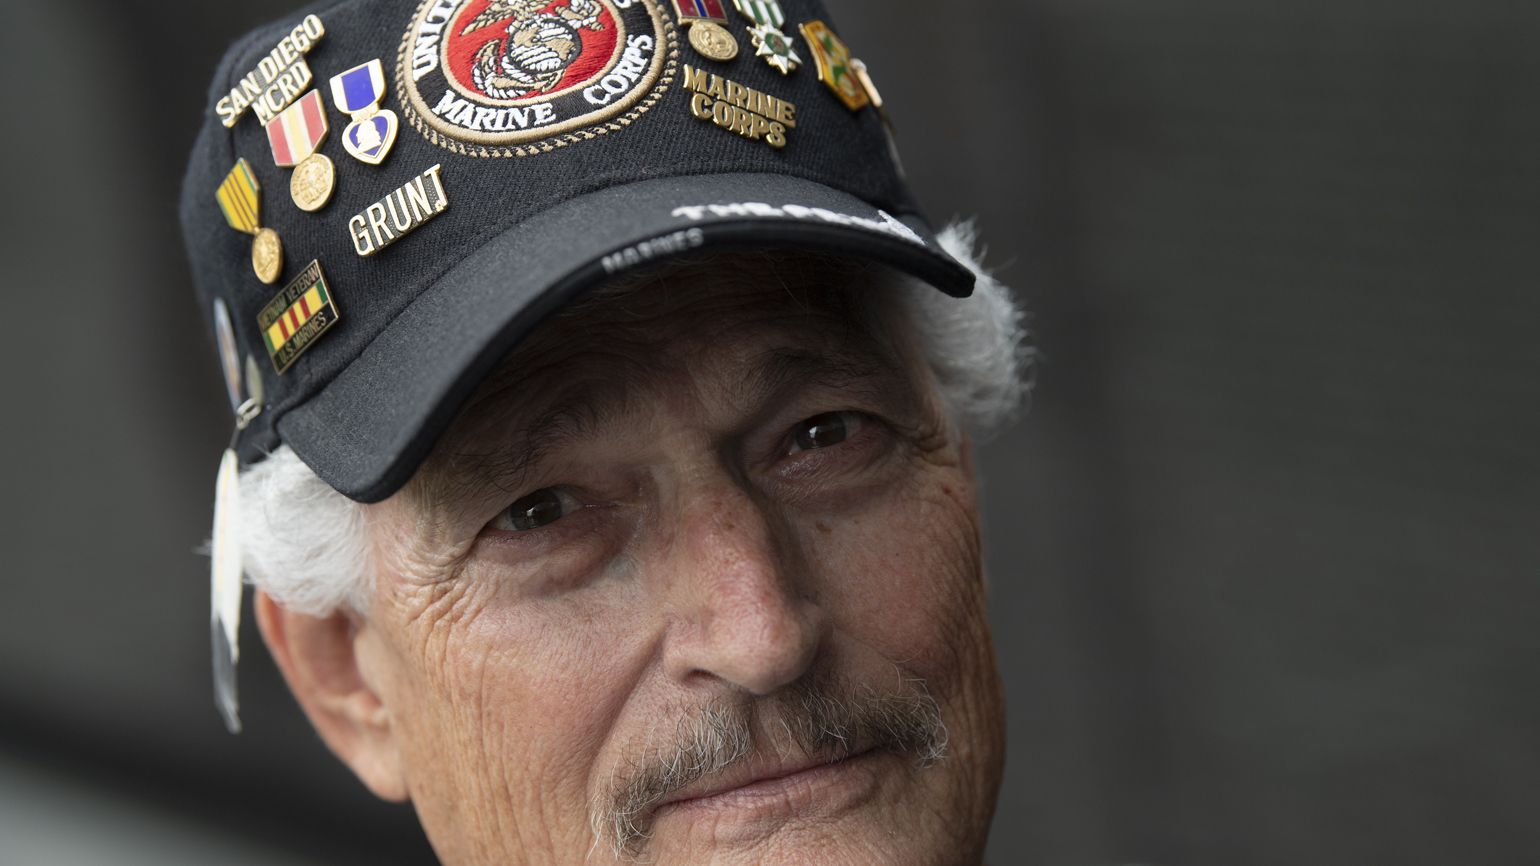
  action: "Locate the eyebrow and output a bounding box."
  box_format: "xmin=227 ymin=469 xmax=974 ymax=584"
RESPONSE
xmin=737 ymin=343 xmax=904 ymax=416
xmin=418 ymin=377 xmax=634 ymax=509
xmin=412 ymin=337 xmax=911 ymax=512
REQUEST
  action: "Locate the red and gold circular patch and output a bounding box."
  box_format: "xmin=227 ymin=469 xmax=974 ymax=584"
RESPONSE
xmin=398 ymin=0 xmax=675 ymax=156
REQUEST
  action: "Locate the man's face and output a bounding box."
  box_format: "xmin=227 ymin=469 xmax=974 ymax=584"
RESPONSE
xmin=350 ymin=257 xmax=1005 ymax=865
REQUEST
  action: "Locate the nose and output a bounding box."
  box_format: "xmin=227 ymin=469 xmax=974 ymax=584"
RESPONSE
xmin=662 ymin=484 xmax=829 ymax=696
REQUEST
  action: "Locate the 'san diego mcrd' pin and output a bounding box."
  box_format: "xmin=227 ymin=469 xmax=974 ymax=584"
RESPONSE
xmin=672 ymin=0 xmax=739 ymax=62
xmin=266 ymin=90 xmax=335 ymax=212
xmin=733 ymin=0 xmax=800 ymax=74
xmin=330 ymin=59 xmax=399 ymax=166
xmin=215 ymin=158 xmax=284 ymax=284
xmin=214 ymin=14 xmax=326 ymax=128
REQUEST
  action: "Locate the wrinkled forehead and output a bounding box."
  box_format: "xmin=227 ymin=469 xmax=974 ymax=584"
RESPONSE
xmin=406 ymin=253 xmax=921 ymax=492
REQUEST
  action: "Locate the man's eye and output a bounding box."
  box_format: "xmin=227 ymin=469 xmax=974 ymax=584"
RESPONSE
xmin=788 ymin=411 xmax=864 ymax=454
xmin=494 ymin=488 xmax=579 ymax=532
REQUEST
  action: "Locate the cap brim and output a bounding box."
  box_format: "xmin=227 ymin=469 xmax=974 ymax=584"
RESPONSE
xmin=277 ymin=172 xmax=974 ymax=503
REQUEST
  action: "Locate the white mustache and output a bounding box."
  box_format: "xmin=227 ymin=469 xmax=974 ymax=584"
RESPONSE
xmin=590 ymin=672 xmax=948 ymax=857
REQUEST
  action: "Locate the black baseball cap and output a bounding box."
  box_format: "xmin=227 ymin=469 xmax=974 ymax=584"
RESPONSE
xmin=182 ymin=0 xmax=975 ymax=503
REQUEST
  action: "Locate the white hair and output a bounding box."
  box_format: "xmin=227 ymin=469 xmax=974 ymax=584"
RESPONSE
xmin=237 ymin=224 xmax=1034 ymax=615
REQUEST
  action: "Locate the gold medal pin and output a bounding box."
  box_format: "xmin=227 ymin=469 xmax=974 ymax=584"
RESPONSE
xmin=672 ymin=0 xmax=739 ymax=62
xmin=265 ymin=90 xmax=335 ymax=212
xmin=215 ymin=158 xmax=284 ymax=284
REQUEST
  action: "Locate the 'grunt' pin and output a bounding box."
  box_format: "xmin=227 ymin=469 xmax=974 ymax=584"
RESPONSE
xmin=349 ymin=164 xmax=450 ymax=256
xmin=214 ymin=14 xmax=326 ymax=128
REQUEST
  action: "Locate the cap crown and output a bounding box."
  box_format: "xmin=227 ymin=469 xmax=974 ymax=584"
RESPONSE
xmin=183 ymin=0 xmax=954 ymax=499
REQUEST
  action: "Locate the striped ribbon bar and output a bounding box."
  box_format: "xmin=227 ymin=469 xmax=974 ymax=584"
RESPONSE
xmin=215 ymin=158 xmax=262 ymax=235
xmin=258 ymin=260 xmax=339 ymax=374
xmin=331 ymin=59 xmax=386 ymax=116
xmin=733 ymin=0 xmax=784 ymax=28
xmin=265 ymin=90 xmax=328 ymax=167
xmin=265 ymin=281 xmax=328 ymax=354
xmin=674 ymin=0 xmax=728 ymax=22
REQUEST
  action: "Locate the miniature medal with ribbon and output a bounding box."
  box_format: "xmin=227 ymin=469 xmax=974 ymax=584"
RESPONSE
xmin=265 ymin=90 xmax=335 ymax=212
xmin=733 ymin=0 xmax=800 ymax=74
xmin=330 ymin=59 xmax=399 ymax=166
xmin=672 ymin=0 xmax=739 ymax=62
xmin=215 ymin=158 xmax=284 ymax=284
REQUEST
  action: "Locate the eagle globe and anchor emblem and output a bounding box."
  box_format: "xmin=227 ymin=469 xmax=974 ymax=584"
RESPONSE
xmin=399 ymin=0 xmax=674 ymax=155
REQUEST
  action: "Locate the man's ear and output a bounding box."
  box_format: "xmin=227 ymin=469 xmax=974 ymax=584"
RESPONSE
xmin=254 ymin=590 xmax=409 ymax=802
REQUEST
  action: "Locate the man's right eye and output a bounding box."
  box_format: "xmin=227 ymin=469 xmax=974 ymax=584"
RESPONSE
xmin=492 ymin=488 xmax=580 ymax=532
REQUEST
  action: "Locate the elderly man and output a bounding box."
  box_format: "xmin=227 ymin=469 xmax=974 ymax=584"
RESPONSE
xmin=183 ymin=1 xmax=1028 ymax=863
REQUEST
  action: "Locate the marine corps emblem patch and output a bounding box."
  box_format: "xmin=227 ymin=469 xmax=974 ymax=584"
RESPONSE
xmin=398 ymin=0 xmax=677 ymax=157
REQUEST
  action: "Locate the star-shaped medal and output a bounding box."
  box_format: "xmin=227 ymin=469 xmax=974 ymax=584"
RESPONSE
xmin=748 ymin=22 xmax=800 ymax=75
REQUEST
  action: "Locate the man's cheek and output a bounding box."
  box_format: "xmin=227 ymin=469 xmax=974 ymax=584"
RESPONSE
xmin=371 ymin=535 xmax=492 ymax=660
xmin=813 ymin=477 xmax=984 ymax=676
xmin=410 ymin=584 xmax=636 ymax=784
xmin=388 ymin=624 xmax=594 ymax=854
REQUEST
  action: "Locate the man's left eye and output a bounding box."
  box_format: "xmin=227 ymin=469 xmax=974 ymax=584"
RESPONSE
xmin=491 ymin=487 xmax=582 ymax=532
xmin=787 ymin=411 xmax=865 ymax=455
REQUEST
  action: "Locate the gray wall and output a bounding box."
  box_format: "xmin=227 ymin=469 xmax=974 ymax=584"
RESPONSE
xmin=1 ymin=1 xmax=1535 ymax=863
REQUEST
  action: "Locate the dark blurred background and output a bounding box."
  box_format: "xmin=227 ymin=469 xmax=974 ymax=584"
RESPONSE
xmin=2 ymin=1 xmax=1537 ymax=863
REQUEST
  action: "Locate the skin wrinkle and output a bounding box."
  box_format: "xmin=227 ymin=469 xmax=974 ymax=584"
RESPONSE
xmin=434 ymin=373 xmax=652 ymax=504
xmin=335 ymin=254 xmax=1004 ymax=865
xmin=419 ymin=323 xmax=906 ymax=521
xmin=239 ymin=233 xmax=1026 ymax=618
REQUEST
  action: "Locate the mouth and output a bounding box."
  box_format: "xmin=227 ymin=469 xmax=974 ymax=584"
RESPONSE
xmin=652 ymin=745 xmax=882 ymax=819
